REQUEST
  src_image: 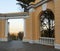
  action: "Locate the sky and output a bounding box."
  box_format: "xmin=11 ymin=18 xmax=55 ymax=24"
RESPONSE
xmin=0 ymin=0 xmax=24 ymax=33
xmin=0 ymin=0 xmax=24 ymax=13
xmin=8 ymin=19 xmax=24 ymax=33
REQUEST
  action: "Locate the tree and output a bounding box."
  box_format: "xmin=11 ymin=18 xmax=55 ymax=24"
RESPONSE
xmin=40 ymin=9 xmax=55 ymax=38
xmin=18 ymin=32 xmax=24 ymax=40
xmin=16 ymin=0 xmax=35 ymax=12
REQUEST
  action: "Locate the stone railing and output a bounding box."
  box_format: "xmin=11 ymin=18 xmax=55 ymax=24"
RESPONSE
xmin=39 ymin=37 xmax=55 ymax=46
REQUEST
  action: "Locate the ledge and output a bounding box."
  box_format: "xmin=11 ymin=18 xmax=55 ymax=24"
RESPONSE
xmin=27 ymin=0 xmax=52 ymax=9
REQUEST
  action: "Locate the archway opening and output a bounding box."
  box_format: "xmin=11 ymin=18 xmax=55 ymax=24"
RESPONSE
xmin=39 ymin=9 xmax=55 ymax=46
xmin=8 ymin=19 xmax=25 ymax=41
xmin=40 ymin=9 xmax=55 ymax=38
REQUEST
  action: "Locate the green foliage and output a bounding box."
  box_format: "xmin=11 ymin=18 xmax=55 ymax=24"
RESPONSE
xmin=18 ymin=32 xmax=24 ymax=40
xmin=10 ymin=34 xmax=17 ymax=40
xmin=16 ymin=0 xmax=35 ymax=12
xmin=40 ymin=9 xmax=55 ymax=38
xmin=17 ymin=0 xmax=35 ymax=5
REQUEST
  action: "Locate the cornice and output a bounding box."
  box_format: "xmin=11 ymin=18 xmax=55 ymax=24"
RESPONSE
xmin=27 ymin=0 xmax=52 ymax=9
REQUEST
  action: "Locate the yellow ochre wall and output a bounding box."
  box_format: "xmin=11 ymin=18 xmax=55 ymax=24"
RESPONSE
xmin=0 ymin=0 xmax=60 ymax=45
xmin=55 ymin=0 xmax=60 ymax=44
xmin=0 ymin=20 xmax=5 ymax=38
xmin=24 ymin=0 xmax=55 ymax=41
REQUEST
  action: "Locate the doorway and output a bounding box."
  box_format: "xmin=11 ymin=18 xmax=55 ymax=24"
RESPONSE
xmin=8 ymin=19 xmax=25 ymax=41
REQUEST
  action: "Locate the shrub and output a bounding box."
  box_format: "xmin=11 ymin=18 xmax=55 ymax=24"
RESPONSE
xmin=18 ymin=32 xmax=24 ymax=40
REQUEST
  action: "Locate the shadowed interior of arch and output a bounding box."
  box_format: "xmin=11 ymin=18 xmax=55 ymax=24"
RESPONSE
xmin=40 ymin=9 xmax=55 ymax=38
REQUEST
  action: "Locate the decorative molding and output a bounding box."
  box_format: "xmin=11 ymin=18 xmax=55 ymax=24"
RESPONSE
xmin=0 ymin=38 xmax=3 ymax=41
xmin=27 ymin=0 xmax=52 ymax=9
xmin=29 ymin=40 xmax=34 ymax=43
xmin=33 ymin=40 xmax=40 ymax=44
xmin=23 ymin=39 xmax=40 ymax=44
xmin=0 ymin=12 xmax=29 ymax=17
xmin=29 ymin=40 xmax=40 ymax=44
xmin=0 ymin=17 xmax=6 ymax=19
xmin=23 ymin=39 xmax=30 ymax=42
xmin=0 ymin=12 xmax=29 ymax=19
xmin=6 ymin=16 xmax=29 ymax=19
xmin=42 ymin=3 xmax=47 ymax=11
xmin=0 ymin=38 xmax=8 ymax=41
xmin=55 ymin=44 xmax=60 ymax=49
xmin=29 ymin=8 xmax=35 ymax=13
xmin=0 ymin=16 xmax=29 ymax=20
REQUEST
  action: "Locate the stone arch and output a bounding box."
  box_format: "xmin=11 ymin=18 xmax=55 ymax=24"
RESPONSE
xmin=39 ymin=9 xmax=55 ymax=38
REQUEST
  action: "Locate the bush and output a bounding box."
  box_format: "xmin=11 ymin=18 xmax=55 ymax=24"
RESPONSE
xmin=18 ymin=32 xmax=24 ymax=40
xmin=10 ymin=34 xmax=17 ymax=40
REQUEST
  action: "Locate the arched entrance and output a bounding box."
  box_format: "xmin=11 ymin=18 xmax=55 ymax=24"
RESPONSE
xmin=40 ymin=9 xmax=55 ymax=46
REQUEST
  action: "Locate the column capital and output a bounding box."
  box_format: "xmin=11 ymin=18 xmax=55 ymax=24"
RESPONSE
xmin=29 ymin=8 xmax=35 ymax=13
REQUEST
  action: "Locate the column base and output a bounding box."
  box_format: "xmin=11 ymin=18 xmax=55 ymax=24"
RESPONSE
xmin=0 ymin=38 xmax=8 ymax=41
xmin=55 ymin=44 xmax=60 ymax=49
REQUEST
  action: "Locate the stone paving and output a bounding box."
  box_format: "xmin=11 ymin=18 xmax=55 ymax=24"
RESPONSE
xmin=0 ymin=40 xmax=60 ymax=51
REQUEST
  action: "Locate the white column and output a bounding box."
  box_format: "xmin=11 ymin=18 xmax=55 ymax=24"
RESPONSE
xmin=5 ymin=19 xmax=9 ymax=37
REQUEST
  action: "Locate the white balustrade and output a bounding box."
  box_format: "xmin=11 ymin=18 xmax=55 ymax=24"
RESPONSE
xmin=39 ymin=37 xmax=55 ymax=46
